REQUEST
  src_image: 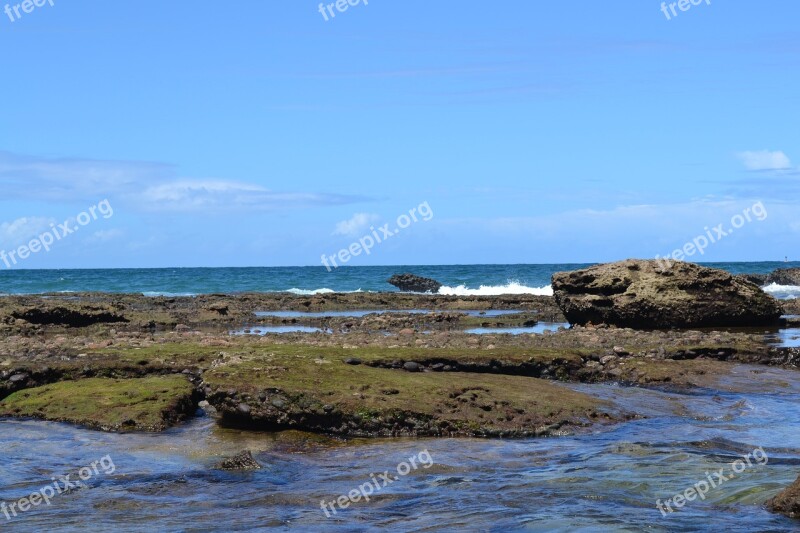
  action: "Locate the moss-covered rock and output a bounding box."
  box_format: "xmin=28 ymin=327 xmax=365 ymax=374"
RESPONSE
xmin=0 ymin=375 xmax=197 ymax=431
xmin=202 ymin=345 xmax=618 ymax=437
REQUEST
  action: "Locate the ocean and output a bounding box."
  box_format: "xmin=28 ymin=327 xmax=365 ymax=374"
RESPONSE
xmin=1 ymin=262 xmax=798 ymax=299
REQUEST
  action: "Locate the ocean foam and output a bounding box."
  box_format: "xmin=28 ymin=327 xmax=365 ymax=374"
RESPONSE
xmin=438 ymin=282 xmax=553 ymax=296
xmin=142 ymin=291 xmax=198 ymax=297
xmin=762 ymin=283 xmax=800 ymax=300
xmin=286 ymin=288 xmax=335 ymax=295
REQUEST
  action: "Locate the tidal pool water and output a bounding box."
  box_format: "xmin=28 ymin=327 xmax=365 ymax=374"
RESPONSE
xmin=466 ymin=322 xmax=570 ymax=335
xmin=254 ymin=310 xmax=527 ymax=318
xmin=230 ymin=326 xmax=329 ymax=335
xmin=1 ymin=365 xmax=799 ymax=531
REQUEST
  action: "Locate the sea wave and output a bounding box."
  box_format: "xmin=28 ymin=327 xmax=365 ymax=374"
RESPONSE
xmin=142 ymin=291 xmax=198 ymax=297
xmin=286 ymin=288 xmax=367 ymax=295
xmin=286 ymin=288 xmax=335 ymax=295
xmin=762 ymin=283 xmax=800 ymax=300
xmin=438 ymin=282 xmax=554 ymax=296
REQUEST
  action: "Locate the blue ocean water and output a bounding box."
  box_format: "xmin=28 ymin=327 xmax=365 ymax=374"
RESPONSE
xmin=0 ymin=262 xmax=798 ymax=297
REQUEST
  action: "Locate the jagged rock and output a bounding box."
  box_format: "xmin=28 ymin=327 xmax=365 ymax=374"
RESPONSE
xmin=767 ymin=475 xmax=800 ymax=519
xmin=214 ymin=450 xmax=262 ymax=471
xmin=387 ymin=273 xmax=442 ymax=293
xmin=767 ymin=268 xmax=800 ymax=286
xmin=551 ymin=260 xmax=783 ymax=329
xmin=735 ymin=273 xmax=768 ymax=286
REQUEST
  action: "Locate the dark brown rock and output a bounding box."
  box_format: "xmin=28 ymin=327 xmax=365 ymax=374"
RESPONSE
xmin=387 ymin=273 xmax=442 ymax=293
xmin=767 ymin=268 xmax=800 ymax=286
xmin=551 ymin=260 xmax=782 ymax=329
xmin=767 ymin=475 xmax=800 ymax=519
xmin=214 ymin=450 xmax=262 ymax=471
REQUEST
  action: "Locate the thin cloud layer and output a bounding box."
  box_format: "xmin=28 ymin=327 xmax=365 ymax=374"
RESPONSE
xmin=0 ymin=151 xmax=367 ymax=212
xmin=737 ymin=150 xmax=792 ymax=171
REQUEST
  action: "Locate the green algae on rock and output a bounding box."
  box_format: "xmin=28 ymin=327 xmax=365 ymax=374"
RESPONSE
xmin=0 ymin=375 xmax=197 ymax=432
xmin=202 ymin=345 xmax=620 ymax=438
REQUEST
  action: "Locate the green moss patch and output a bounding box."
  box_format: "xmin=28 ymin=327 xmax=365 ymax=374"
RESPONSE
xmin=203 ymin=348 xmax=614 ymax=437
xmin=0 ymin=375 xmax=196 ymax=432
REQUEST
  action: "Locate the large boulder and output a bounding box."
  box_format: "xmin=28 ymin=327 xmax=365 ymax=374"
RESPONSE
xmin=767 ymin=475 xmax=800 ymax=519
xmin=387 ymin=273 xmax=442 ymax=293
xmin=551 ymin=260 xmax=782 ymax=329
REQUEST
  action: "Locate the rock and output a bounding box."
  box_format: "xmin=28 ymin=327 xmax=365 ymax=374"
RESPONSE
xmin=214 ymin=450 xmax=262 ymax=471
xmin=387 ymin=273 xmax=442 ymax=293
xmin=403 ymin=361 xmax=422 ymax=372
xmin=767 ymin=475 xmax=800 ymax=519
xmin=9 ymin=373 xmax=28 ymax=383
xmin=600 ymin=355 xmax=618 ymax=365
xmin=344 ymin=358 xmax=362 ymax=365
xmin=613 ymin=346 xmax=629 ymax=356
xmin=398 ymin=328 xmax=415 ymax=336
xmin=767 ymin=268 xmax=800 ymax=286
xmin=551 ymin=260 xmax=783 ymax=329
xmin=735 ymin=273 xmax=768 ymax=286
xmin=206 ymin=304 xmax=229 ymax=316
xmin=10 ymin=306 xmax=127 ymax=327
xmin=236 ymin=403 xmax=251 ymax=415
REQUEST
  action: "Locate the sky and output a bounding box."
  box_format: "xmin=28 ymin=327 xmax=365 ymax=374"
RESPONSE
xmin=1 ymin=0 xmax=798 ymax=268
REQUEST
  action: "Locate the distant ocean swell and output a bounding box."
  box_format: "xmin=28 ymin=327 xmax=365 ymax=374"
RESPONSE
xmin=1 ymin=263 xmax=798 ymax=298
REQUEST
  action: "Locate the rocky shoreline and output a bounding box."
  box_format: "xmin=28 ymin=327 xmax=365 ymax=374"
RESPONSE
xmin=0 ymin=290 xmax=797 ymax=436
xmin=1 ymin=262 xmax=799 ymax=519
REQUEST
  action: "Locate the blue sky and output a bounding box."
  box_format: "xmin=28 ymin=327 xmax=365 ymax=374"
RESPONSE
xmin=1 ymin=0 xmax=798 ymax=268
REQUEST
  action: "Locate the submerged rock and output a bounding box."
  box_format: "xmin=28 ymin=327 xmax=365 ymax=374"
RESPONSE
xmin=767 ymin=475 xmax=800 ymax=519
xmin=551 ymin=260 xmax=783 ymax=329
xmin=387 ymin=273 xmax=442 ymax=293
xmin=215 ymin=450 xmax=262 ymax=471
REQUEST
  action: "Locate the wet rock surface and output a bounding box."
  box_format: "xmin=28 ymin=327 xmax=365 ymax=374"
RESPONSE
xmin=387 ymin=273 xmax=442 ymax=293
xmin=552 ymin=259 xmax=783 ymax=329
xmin=767 ymin=475 xmax=800 ymax=519
xmin=214 ymin=450 xmax=262 ymax=471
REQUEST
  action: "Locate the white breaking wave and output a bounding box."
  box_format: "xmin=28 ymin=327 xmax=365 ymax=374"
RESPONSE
xmin=287 ymin=288 xmax=336 ymax=295
xmin=142 ymin=291 xmax=198 ymax=297
xmin=438 ymin=282 xmax=553 ymax=296
xmin=286 ymin=288 xmax=366 ymax=295
xmin=762 ymin=283 xmax=800 ymax=300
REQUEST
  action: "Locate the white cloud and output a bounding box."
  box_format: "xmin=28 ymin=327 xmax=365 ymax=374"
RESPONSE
xmin=0 ymin=151 xmax=368 ymax=212
xmin=737 ymin=150 xmax=792 ymax=171
xmin=332 ymin=213 xmax=380 ymax=236
xmin=86 ymin=229 xmax=124 ymax=243
xmin=0 ymin=217 xmax=55 ymax=246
